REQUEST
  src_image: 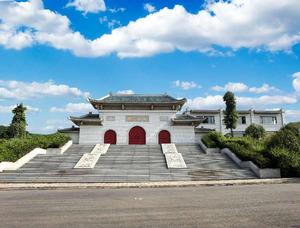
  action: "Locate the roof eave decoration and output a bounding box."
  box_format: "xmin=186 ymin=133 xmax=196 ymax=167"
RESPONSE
xmin=69 ymin=116 xmax=103 ymax=126
xmin=171 ymin=115 xmax=204 ymax=127
xmin=88 ymin=95 xmax=186 ymax=111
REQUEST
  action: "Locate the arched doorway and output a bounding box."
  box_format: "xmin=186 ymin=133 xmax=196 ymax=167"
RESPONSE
xmin=104 ymin=130 xmax=117 ymax=144
xmin=158 ymin=130 xmax=171 ymax=144
xmin=129 ymin=126 xmax=146 ymax=145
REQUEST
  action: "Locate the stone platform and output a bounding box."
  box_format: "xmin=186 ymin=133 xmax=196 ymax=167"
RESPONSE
xmin=0 ymin=144 xmax=255 ymax=182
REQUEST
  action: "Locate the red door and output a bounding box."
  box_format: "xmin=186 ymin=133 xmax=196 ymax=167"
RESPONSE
xmin=129 ymin=126 xmax=146 ymax=145
xmin=158 ymin=130 xmax=171 ymax=144
xmin=104 ymin=130 xmax=117 ymax=144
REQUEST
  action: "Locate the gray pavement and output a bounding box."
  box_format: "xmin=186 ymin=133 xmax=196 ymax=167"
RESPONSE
xmin=0 ymin=183 xmax=299 ymax=227
xmin=0 ymin=144 xmax=255 ymax=182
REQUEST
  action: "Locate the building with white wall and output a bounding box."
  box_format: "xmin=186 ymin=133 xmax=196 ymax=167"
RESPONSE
xmin=188 ymin=109 xmax=285 ymax=136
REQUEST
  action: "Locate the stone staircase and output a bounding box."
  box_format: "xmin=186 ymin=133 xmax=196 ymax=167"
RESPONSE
xmin=0 ymin=144 xmax=255 ymax=182
xmin=176 ymin=144 xmax=255 ymax=180
xmin=0 ymin=145 xmax=95 ymax=182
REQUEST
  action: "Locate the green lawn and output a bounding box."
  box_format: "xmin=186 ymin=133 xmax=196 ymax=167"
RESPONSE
xmin=0 ymin=133 xmax=70 ymax=162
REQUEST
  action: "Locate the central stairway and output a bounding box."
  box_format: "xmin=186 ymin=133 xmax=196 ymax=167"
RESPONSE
xmin=92 ymin=145 xmax=169 ymax=182
xmin=0 ymin=144 xmax=255 ymax=182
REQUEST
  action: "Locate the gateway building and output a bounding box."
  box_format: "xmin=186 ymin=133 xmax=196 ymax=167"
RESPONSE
xmin=63 ymin=93 xmax=203 ymax=145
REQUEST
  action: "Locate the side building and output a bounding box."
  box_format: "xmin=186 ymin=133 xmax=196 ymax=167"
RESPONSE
xmin=188 ymin=109 xmax=285 ymax=137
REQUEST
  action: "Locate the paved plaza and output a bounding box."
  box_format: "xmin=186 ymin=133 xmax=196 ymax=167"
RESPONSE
xmin=0 ymin=184 xmax=299 ymax=227
xmin=0 ymin=144 xmax=255 ymax=182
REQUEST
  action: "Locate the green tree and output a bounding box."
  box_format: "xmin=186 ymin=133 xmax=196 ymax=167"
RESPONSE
xmin=10 ymin=104 xmax=27 ymax=138
xmin=0 ymin=125 xmax=11 ymax=139
xmin=223 ymin=91 xmax=239 ymax=137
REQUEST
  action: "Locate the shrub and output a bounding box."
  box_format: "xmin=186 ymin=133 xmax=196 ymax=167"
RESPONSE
xmin=267 ymin=147 xmax=300 ymax=177
xmin=267 ymin=125 xmax=300 ymax=153
xmin=245 ymin=124 xmax=266 ymax=139
xmin=0 ymin=133 xmax=70 ymax=162
xmin=223 ymin=141 xmax=271 ymax=168
xmin=202 ymin=131 xmax=225 ymax=148
xmin=225 ymin=137 xmax=252 ymax=148
xmin=0 ymin=125 xmax=11 ymax=139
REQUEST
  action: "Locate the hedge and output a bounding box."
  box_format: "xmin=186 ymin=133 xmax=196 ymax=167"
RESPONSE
xmin=202 ymin=131 xmax=271 ymax=168
xmin=0 ymin=133 xmax=70 ymax=162
xmin=201 ymin=131 xmax=225 ymax=148
xmin=266 ymin=147 xmax=300 ymax=177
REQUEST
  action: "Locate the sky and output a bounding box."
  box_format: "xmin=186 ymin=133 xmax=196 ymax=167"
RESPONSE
xmin=0 ymin=0 xmax=300 ymax=133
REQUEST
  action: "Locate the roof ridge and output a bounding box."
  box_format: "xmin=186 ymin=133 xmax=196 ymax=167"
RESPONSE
xmin=112 ymin=93 xmax=169 ymax=96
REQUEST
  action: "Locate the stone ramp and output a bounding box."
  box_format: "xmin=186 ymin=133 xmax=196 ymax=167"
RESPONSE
xmin=0 ymin=144 xmax=255 ymax=182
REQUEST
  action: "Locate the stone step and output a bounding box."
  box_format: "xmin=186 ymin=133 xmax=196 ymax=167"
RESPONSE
xmin=0 ymin=143 xmax=256 ymax=182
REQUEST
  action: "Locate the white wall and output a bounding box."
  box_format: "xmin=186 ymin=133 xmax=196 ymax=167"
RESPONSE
xmin=67 ymin=132 xmax=79 ymax=144
xmin=195 ymin=111 xmax=284 ymax=135
xmin=79 ymin=110 xmax=195 ymax=145
xmin=253 ymin=113 xmax=283 ymax=132
xmin=79 ymin=125 xmax=102 ymax=144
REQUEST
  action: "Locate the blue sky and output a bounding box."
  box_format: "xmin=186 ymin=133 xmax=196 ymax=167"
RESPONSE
xmin=0 ymin=0 xmax=300 ymax=133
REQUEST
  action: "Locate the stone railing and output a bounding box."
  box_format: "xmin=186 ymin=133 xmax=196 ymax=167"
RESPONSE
xmin=221 ymin=148 xmax=281 ymax=178
xmin=0 ymin=140 xmax=73 ymax=172
xmin=47 ymin=140 xmax=73 ymax=155
xmin=198 ymin=139 xmax=220 ymax=154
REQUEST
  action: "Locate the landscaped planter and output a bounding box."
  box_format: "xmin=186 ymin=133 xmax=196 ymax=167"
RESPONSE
xmin=46 ymin=140 xmax=73 ymax=154
xmin=0 ymin=140 xmax=73 ymax=172
xmin=198 ymin=139 xmax=220 ymax=154
xmin=221 ymin=148 xmax=281 ymax=178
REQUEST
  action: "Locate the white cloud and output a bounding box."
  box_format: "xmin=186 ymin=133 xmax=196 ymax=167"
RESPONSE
xmin=116 ymin=90 xmax=135 ymax=95
xmin=211 ymin=82 xmax=279 ymax=94
xmin=144 ymin=3 xmax=156 ymax=13
xmin=285 ymin=109 xmax=300 ymax=122
xmin=50 ymin=103 xmax=93 ymax=113
xmin=108 ymin=7 xmax=126 ymax=14
xmin=0 ymin=104 xmax=39 ymax=113
xmin=248 ymin=84 xmax=279 ymax=94
xmin=186 ymin=94 xmax=297 ymax=109
xmin=43 ymin=119 xmax=69 ymax=132
xmin=173 ymin=80 xmax=200 ymax=90
xmin=107 ymin=19 xmax=121 ymax=29
xmin=1 ymin=0 xmax=300 ymax=58
xmin=0 ymin=80 xmax=89 ymax=100
xmin=212 ymin=82 xmax=248 ymax=92
xmin=99 ymin=16 xmax=121 ymax=29
xmin=66 ymin=0 xmax=106 ymax=14
xmin=292 ymin=72 xmax=300 ymax=95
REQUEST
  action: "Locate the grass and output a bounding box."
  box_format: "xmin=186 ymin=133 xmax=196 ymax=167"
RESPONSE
xmin=0 ymin=133 xmax=70 ymax=162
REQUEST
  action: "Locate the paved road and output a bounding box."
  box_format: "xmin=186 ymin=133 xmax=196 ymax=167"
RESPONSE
xmin=0 ymin=184 xmax=299 ymax=227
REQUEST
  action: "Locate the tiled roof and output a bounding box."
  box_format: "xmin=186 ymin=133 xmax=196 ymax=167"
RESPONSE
xmin=69 ymin=112 xmax=102 ymax=126
xmin=89 ymin=93 xmax=186 ymax=104
xmin=71 ymin=113 xmax=99 ymax=119
xmin=190 ymin=109 xmax=283 ymax=115
xmin=58 ymin=126 xmax=79 ymax=133
xmin=172 ymin=114 xmax=204 ymax=126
